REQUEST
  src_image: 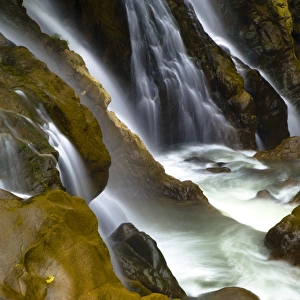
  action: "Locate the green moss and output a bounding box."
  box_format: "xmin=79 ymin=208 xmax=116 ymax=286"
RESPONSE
xmin=46 ymin=33 xmax=69 ymax=53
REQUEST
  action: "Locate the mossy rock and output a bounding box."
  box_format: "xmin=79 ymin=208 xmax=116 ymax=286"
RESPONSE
xmin=0 ymin=190 xmax=145 ymax=300
xmin=0 ymin=40 xmax=110 ymax=200
xmin=265 ymin=204 xmax=300 ymax=266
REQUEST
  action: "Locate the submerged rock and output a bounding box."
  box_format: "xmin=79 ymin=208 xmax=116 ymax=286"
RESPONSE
xmin=109 ymin=223 xmax=186 ymax=298
xmin=206 ymin=167 xmax=231 ymax=174
xmin=265 ymin=205 xmax=300 ymax=266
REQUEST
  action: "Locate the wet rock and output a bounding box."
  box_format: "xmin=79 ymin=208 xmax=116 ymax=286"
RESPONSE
xmin=109 ymin=223 xmax=186 ymax=298
xmin=186 ymin=287 xmax=259 ymax=300
xmin=0 ymin=189 xmax=21 ymax=200
xmin=0 ymin=133 xmax=62 ymax=196
xmin=234 ymin=57 xmax=289 ymax=150
xmin=206 ymin=167 xmax=231 ymax=173
xmin=184 ymin=156 xmax=215 ymax=164
xmin=291 ymin=191 xmax=300 ymax=203
xmin=167 ymin=0 xmax=258 ymax=149
xmin=99 ymin=110 xmax=209 ymax=204
xmin=254 ymin=136 xmax=300 ymax=161
xmin=265 ymin=205 xmax=300 ymax=266
xmin=278 ymin=178 xmax=300 ymax=189
xmin=0 ymin=190 xmax=143 ymax=300
xmin=289 ymin=0 xmax=300 ymax=59
xmin=0 ymin=35 xmax=111 ymax=199
xmin=254 ymin=190 xmax=277 ymax=201
xmin=213 ymin=0 xmax=300 ymax=112
xmin=49 ymin=0 xmax=131 ymax=89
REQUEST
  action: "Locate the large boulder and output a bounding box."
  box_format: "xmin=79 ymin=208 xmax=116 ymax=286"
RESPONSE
xmin=109 ymin=223 xmax=186 ymax=298
xmin=0 ymin=190 xmax=145 ymax=300
xmin=254 ymin=136 xmax=300 ymax=160
xmin=265 ymin=205 xmax=300 ymax=266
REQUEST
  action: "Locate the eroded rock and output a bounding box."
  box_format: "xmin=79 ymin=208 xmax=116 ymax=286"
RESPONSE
xmin=213 ymin=0 xmax=300 ymax=112
xmin=0 ymin=34 xmax=111 ymax=199
xmin=254 ymin=136 xmax=300 ymax=161
xmin=265 ymin=205 xmax=300 ymax=266
xmin=0 ymin=190 xmax=145 ymax=300
xmin=109 ymin=223 xmax=186 ymax=298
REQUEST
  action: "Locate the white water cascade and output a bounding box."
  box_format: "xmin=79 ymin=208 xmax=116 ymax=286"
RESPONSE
xmin=14 ymin=89 xmax=93 ymax=201
xmin=3 ymin=1 xmax=300 ymax=300
xmin=125 ymin=0 xmax=236 ymax=146
xmin=190 ymin=0 xmax=300 ymax=137
xmin=36 ymin=105 xmax=94 ymax=201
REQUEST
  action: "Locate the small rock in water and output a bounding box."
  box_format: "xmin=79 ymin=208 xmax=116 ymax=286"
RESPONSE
xmin=206 ymin=167 xmax=231 ymax=173
xmin=184 ymin=156 xmax=214 ymax=164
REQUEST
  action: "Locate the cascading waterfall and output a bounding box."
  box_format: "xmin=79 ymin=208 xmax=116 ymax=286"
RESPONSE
xmin=0 ymin=133 xmax=32 ymax=198
xmin=4 ymin=1 xmax=300 ymax=300
xmin=5 ymin=89 xmax=93 ymax=201
xmin=125 ymin=0 xmax=237 ymax=146
xmin=37 ymin=106 xmax=94 ymax=201
xmin=189 ymin=0 xmax=300 ymax=137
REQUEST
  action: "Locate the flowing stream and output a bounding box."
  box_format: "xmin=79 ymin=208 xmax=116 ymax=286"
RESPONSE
xmin=3 ymin=0 xmax=300 ymax=299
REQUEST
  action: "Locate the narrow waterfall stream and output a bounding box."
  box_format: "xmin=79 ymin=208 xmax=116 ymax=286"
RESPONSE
xmin=0 ymin=89 xmax=93 ymax=200
xmin=189 ymin=0 xmax=300 ymax=137
xmin=3 ymin=1 xmax=300 ymax=299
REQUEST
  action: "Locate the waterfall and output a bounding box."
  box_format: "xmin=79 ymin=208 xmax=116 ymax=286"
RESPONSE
xmin=0 ymin=133 xmax=32 ymax=198
xmin=21 ymin=0 xmax=144 ymax=145
xmin=12 ymin=90 xmax=93 ymax=201
xmin=4 ymin=1 xmax=300 ymax=300
xmin=189 ymin=0 xmax=300 ymax=137
xmin=125 ymin=0 xmax=236 ymax=146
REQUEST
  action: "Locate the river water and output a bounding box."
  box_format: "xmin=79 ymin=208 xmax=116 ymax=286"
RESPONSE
xmin=6 ymin=0 xmax=300 ymax=299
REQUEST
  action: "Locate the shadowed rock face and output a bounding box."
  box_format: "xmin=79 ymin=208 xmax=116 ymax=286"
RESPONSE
xmin=233 ymin=57 xmax=289 ymax=150
xmin=109 ymin=223 xmax=186 ymax=298
xmin=289 ymin=0 xmax=300 ymax=59
xmin=265 ymin=205 xmax=300 ymax=266
xmin=212 ymin=0 xmax=300 ymax=112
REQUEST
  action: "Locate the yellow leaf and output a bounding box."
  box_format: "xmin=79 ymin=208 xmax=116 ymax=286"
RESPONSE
xmin=45 ymin=275 xmax=55 ymax=284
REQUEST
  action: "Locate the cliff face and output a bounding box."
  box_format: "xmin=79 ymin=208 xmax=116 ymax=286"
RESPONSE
xmin=211 ymin=0 xmax=300 ymax=112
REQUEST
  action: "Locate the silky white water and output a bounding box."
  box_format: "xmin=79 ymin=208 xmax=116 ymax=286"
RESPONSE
xmin=110 ymin=144 xmax=300 ymax=299
xmin=125 ymin=0 xmax=236 ymax=146
xmin=22 ymin=0 xmax=144 ymax=144
xmin=5 ymin=1 xmax=300 ymax=299
xmin=37 ymin=105 xmax=94 ymax=201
